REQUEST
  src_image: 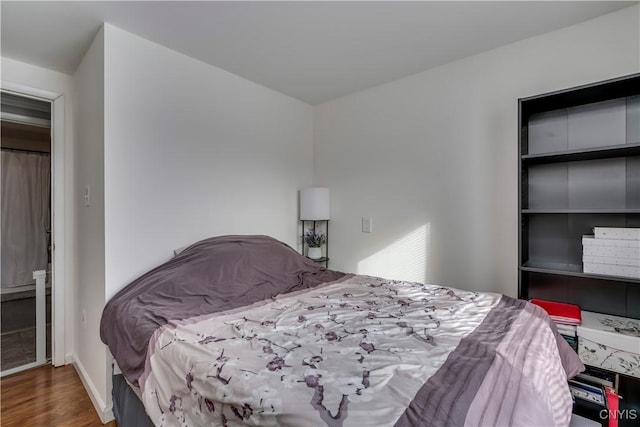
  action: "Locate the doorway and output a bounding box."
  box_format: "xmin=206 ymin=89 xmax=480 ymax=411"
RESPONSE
xmin=0 ymin=92 xmax=52 ymax=375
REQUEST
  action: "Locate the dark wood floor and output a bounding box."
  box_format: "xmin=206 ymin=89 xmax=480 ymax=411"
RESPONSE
xmin=1 ymin=364 xmax=117 ymax=426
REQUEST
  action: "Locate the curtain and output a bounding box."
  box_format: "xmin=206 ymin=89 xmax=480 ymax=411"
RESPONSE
xmin=1 ymin=150 xmax=50 ymax=288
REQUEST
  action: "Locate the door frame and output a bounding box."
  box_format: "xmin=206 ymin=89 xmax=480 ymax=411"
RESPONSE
xmin=1 ymin=81 xmax=66 ymax=368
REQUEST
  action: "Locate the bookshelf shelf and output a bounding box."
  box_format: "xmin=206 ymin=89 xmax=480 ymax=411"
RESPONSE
xmin=520 ymin=261 xmax=640 ymax=285
xmin=522 ymin=209 xmax=640 ymax=214
xmin=521 ymin=142 xmax=640 ymax=165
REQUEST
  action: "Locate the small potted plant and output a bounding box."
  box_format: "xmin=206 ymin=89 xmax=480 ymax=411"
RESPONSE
xmin=304 ymin=230 xmax=326 ymax=259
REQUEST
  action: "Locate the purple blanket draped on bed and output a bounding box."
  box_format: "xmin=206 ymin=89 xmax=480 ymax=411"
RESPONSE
xmin=100 ymin=235 xmax=345 ymax=385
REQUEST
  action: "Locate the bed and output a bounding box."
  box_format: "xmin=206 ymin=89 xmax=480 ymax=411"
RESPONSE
xmin=100 ymin=235 xmax=583 ymax=426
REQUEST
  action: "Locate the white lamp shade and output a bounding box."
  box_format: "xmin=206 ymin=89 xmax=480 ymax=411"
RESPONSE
xmin=300 ymin=187 xmax=330 ymax=220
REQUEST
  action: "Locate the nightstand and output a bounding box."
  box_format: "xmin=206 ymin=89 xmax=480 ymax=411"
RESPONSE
xmin=300 ymin=219 xmax=329 ymax=268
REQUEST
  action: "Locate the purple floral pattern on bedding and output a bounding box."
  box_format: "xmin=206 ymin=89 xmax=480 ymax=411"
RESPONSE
xmin=141 ymin=276 xmax=574 ymax=426
xmin=141 ymin=276 xmax=495 ymax=426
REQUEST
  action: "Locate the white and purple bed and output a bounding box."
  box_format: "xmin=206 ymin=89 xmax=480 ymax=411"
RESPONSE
xmin=100 ymin=235 xmax=583 ymax=426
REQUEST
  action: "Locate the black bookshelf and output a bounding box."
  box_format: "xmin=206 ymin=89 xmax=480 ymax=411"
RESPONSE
xmin=518 ymin=73 xmax=640 ymax=318
xmin=518 ymin=74 xmax=640 ymax=427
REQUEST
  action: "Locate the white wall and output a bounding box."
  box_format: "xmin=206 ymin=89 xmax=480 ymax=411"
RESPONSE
xmin=103 ymin=24 xmax=314 ymax=299
xmin=313 ymin=5 xmax=640 ymax=297
xmin=70 ymin=27 xmax=108 ymax=418
xmin=0 ymin=57 xmax=75 ymax=363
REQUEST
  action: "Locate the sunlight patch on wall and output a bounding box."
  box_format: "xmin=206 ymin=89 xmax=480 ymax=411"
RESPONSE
xmin=357 ymin=224 xmax=430 ymax=283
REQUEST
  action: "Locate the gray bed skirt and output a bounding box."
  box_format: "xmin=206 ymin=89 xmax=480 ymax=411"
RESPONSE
xmin=112 ymin=372 xmax=154 ymax=427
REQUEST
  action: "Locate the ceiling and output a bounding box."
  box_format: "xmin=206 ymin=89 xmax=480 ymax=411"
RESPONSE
xmin=1 ymin=1 xmax=636 ymax=105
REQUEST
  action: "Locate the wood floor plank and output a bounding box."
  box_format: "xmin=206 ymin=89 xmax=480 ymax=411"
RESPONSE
xmin=1 ymin=364 xmax=117 ymax=427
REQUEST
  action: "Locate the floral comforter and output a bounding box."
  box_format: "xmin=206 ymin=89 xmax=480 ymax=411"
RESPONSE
xmin=140 ymin=275 xmax=582 ymax=427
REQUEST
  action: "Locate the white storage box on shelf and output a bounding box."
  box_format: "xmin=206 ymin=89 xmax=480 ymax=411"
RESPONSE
xmin=577 ymin=311 xmax=640 ymax=379
xmin=582 ymin=235 xmax=640 ymax=279
xmin=583 ymin=255 xmax=640 ymax=267
xmin=593 ymin=227 xmax=640 ymax=241
xmin=582 ymin=237 xmax=640 ymax=257
xmin=582 ymin=263 xmax=640 ymax=278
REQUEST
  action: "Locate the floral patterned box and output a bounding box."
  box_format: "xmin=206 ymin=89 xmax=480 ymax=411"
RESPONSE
xmin=577 ymin=311 xmax=640 ymax=378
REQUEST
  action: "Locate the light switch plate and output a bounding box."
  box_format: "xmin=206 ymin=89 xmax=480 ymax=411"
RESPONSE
xmin=362 ymin=216 xmax=372 ymax=233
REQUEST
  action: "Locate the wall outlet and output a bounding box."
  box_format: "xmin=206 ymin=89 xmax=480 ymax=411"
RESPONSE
xmin=81 ymin=309 xmax=87 ymax=329
xmin=362 ymin=216 xmax=373 ymax=233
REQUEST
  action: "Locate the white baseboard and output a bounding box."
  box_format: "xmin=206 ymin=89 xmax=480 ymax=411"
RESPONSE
xmin=65 ymin=352 xmax=74 ymax=365
xmin=71 ymin=355 xmax=114 ymax=424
